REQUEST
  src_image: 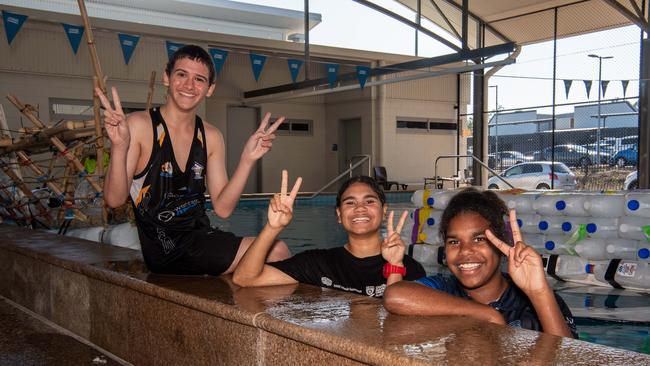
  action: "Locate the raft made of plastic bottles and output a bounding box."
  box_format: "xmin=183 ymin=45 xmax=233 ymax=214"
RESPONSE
xmin=410 ymin=189 xmax=458 ymax=209
xmin=408 ymin=243 xmax=445 ymax=267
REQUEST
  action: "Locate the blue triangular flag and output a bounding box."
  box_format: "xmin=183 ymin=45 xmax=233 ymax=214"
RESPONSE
xmin=622 ymin=80 xmax=630 ymax=96
xmin=601 ymin=80 xmax=610 ymax=98
xmin=62 ymin=23 xmax=84 ymax=54
xmin=118 ymin=33 xmax=140 ymax=64
xmin=563 ymin=80 xmax=572 ymax=99
xmin=327 ymin=63 xmax=339 ymax=88
xmin=2 ymin=11 xmax=27 ymax=45
xmin=249 ymin=53 xmax=267 ymax=81
xmin=166 ymin=41 xmax=185 ymax=60
xmin=208 ymin=48 xmax=228 ymax=75
xmin=287 ymin=59 xmax=303 ymax=83
xmin=356 ymin=66 xmax=371 ymax=89
xmin=584 ymin=80 xmax=593 ymax=98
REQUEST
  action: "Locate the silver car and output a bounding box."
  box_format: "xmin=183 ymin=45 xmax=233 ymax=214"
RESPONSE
xmin=624 ymin=171 xmax=638 ymax=190
xmin=487 ymin=162 xmax=577 ymax=190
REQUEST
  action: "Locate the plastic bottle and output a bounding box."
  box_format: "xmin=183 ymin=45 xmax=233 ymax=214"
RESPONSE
xmin=504 ymin=193 xmax=540 ymax=215
xmin=515 ymin=214 xmax=541 ymax=234
xmin=584 ymin=218 xmax=620 ymax=239
xmin=625 ymin=192 xmax=650 ymax=218
xmin=544 ymin=254 xmax=590 ymax=281
xmin=66 ymin=226 xmax=105 ymax=243
xmin=101 ymin=222 xmax=140 ymax=250
xmin=574 ymin=238 xmax=608 ymax=260
xmin=587 ymin=260 xmax=650 ymax=289
xmin=538 ymin=216 xmax=574 ymax=234
xmin=543 ymin=235 xmax=574 ymax=255
xmin=618 ymin=216 xmax=650 ymax=241
xmin=606 ymin=240 xmax=650 ymax=260
xmin=523 ymin=233 xmax=546 ymax=252
xmin=553 ymin=194 xmax=590 ymax=216
xmin=408 ymin=243 xmax=446 ymax=266
xmin=533 ymin=194 xmax=565 ymax=216
xmin=410 ymin=189 xmax=457 ymax=210
xmin=406 ymin=224 xmax=442 ymax=245
xmin=583 ymin=194 xmax=625 ymax=217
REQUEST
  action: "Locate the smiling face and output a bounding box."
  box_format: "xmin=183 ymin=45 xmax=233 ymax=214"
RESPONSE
xmin=336 ymin=182 xmax=387 ymax=237
xmin=445 ymin=212 xmax=503 ymax=292
xmin=163 ymin=57 xmax=216 ymax=112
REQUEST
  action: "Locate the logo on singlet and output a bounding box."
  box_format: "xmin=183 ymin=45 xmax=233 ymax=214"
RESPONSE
xmin=321 ymin=277 xmax=333 ymax=286
xmin=158 ymin=210 xmax=175 ymax=222
xmin=191 ymin=162 xmax=204 ymax=180
xmin=367 ymin=284 xmax=386 ymax=297
xmin=160 ymin=162 xmax=173 ymax=177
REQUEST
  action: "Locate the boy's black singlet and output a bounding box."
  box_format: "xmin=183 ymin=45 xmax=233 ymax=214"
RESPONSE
xmin=129 ymin=108 xmax=242 ymax=274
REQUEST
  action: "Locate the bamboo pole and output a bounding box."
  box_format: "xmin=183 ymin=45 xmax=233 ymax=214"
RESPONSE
xmin=16 ymin=151 xmax=88 ymax=221
xmin=92 ymin=77 xmax=105 ymax=178
xmin=0 ymin=104 xmax=23 ymax=181
xmin=6 ymin=94 xmax=103 ymax=193
xmin=146 ymin=71 xmax=156 ymax=110
xmin=77 ymin=0 xmax=106 ymax=93
xmin=0 ymin=159 xmax=52 ymax=223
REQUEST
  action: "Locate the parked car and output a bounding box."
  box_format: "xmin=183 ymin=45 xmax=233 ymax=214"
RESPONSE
xmin=624 ymin=171 xmax=638 ymax=190
xmin=601 ymin=135 xmax=638 ymax=153
xmin=610 ymin=144 xmax=638 ymax=167
xmin=487 ymin=162 xmax=577 ymax=190
xmin=582 ymin=142 xmax=617 ymax=157
xmin=490 ymin=151 xmax=533 ymax=169
xmin=533 ymin=144 xmax=604 ymax=167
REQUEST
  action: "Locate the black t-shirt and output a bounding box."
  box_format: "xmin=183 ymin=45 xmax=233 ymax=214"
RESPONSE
xmin=416 ymin=274 xmax=578 ymax=338
xmin=269 ymin=246 xmax=426 ymax=298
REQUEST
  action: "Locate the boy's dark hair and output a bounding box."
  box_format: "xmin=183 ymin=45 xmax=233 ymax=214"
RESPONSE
xmin=439 ymin=188 xmax=508 ymax=243
xmin=165 ymin=45 xmax=215 ymax=85
xmin=336 ymin=176 xmax=386 ymax=207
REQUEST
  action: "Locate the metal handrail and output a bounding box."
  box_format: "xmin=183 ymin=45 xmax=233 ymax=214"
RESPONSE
xmin=302 ymin=155 xmax=371 ymax=199
xmin=433 ymin=154 xmax=514 ymax=189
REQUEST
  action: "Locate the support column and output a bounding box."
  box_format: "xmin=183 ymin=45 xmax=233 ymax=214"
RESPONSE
xmin=472 ymin=69 xmax=485 ymax=186
xmin=639 ymin=25 xmax=650 ymax=188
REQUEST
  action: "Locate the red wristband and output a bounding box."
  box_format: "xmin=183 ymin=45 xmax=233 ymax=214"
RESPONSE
xmin=383 ymin=263 xmax=406 ymax=279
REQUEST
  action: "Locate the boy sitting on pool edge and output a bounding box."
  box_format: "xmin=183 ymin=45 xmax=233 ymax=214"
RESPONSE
xmin=232 ymin=171 xmax=425 ymax=297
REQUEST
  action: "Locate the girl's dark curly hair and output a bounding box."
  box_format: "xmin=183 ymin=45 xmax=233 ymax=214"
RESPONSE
xmin=438 ymin=188 xmax=509 ymax=243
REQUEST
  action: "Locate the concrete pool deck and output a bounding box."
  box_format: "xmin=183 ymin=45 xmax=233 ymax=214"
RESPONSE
xmin=1 ymin=225 xmax=649 ymax=365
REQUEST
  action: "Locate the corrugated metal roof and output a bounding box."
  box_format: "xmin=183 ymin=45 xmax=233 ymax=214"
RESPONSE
xmin=396 ymin=0 xmax=642 ymax=47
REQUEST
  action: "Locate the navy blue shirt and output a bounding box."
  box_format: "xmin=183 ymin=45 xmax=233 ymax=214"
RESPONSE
xmin=416 ymin=274 xmax=578 ymax=338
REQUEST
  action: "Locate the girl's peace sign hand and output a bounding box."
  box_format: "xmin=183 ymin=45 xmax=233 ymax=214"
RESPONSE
xmin=381 ymin=210 xmax=409 ymax=265
xmin=267 ymin=170 xmax=302 ymax=230
xmin=95 ymin=87 xmax=130 ymax=149
xmin=485 ymin=210 xmax=549 ymax=296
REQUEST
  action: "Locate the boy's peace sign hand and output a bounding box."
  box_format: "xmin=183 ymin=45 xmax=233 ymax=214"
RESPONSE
xmin=485 ymin=210 xmax=549 ymax=297
xmin=267 ymin=170 xmax=302 ymax=230
xmin=95 ymin=87 xmax=130 ymax=149
xmin=381 ymin=210 xmax=409 ymax=266
xmin=242 ymin=112 xmax=285 ymax=163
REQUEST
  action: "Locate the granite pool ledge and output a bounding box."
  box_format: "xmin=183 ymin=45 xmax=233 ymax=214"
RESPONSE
xmin=1 ymin=225 xmax=648 ymax=365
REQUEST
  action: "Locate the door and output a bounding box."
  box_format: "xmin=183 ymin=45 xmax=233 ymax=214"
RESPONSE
xmin=338 ymin=118 xmax=363 ymax=177
xmin=227 ymin=106 xmax=259 ymax=193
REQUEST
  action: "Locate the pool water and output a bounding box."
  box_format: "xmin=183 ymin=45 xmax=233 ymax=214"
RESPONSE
xmin=208 ymin=195 xmax=650 ymax=355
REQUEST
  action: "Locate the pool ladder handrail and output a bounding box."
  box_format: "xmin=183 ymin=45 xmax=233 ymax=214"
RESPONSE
xmin=301 ymin=155 xmax=371 ymax=199
xmin=433 ymin=154 xmax=514 ymax=189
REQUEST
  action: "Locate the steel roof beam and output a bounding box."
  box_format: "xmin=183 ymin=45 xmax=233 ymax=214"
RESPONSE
xmin=243 ymin=42 xmax=515 ymax=99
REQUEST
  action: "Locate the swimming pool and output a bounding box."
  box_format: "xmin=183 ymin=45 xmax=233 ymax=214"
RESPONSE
xmin=208 ymin=193 xmax=650 ymax=354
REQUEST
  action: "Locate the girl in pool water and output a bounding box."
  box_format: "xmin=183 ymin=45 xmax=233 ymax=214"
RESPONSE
xmin=383 ymin=188 xmax=577 ymax=338
xmin=233 ymin=171 xmax=425 ymax=297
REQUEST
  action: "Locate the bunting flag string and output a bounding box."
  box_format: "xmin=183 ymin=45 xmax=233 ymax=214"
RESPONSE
xmin=356 ymin=66 xmax=370 ymax=89
xmin=2 ymin=11 xmax=27 ymax=45
xmin=62 ymin=23 xmax=84 ymax=54
xmin=583 ymin=80 xmax=593 ymax=99
xmin=622 ymin=80 xmax=629 ymax=97
xmin=327 ymin=63 xmax=339 ymax=88
xmin=563 ymin=79 xmax=572 ymax=99
xmin=118 ymin=33 xmax=140 ymax=64
xmin=249 ymin=53 xmax=267 ymax=81
xmin=208 ymin=48 xmax=228 ymax=76
xmin=165 ymin=41 xmax=185 ymax=60
xmin=601 ymin=80 xmax=610 ymax=98
xmin=287 ymin=59 xmax=303 ymax=83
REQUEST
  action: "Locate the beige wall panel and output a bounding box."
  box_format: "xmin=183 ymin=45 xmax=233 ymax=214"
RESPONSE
xmin=385 ymin=72 xmax=458 ymax=102
xmin=380 ymin=98 xmax=457 ymax=185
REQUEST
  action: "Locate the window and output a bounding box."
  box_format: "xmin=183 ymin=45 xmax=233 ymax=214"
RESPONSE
xmin=504 ymin=166 xmax=523 ymax=177
xmin=50 ymin=98 xmax=149 ymax=121
xmin=396 ymin=117 xmax=456 ymax=133
xmin=522 ymin=164 xmax=543 ymax=174
xmin=552 ymin=163 xmax=570 ymax=173
xmin=272 ymin=118 xmax=312 ymax=136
